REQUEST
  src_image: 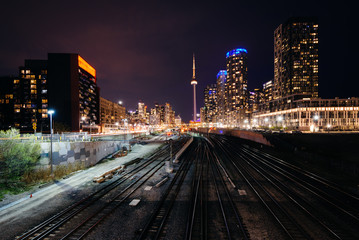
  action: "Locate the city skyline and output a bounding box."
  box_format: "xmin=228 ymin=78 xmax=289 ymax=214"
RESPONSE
xmin=0 ymin=1 xmax=353 ymax=122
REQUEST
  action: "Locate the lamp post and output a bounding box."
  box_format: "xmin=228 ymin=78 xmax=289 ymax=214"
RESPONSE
xmin=314 ymin=115 xmax=320 ymax=132
xmin=81 ymin=116 xmax=86 ymax=132
xmin=276 ymin=115 xmax=283 ymax=129
xmin=48 ymin=109 xmax=55 ymax=177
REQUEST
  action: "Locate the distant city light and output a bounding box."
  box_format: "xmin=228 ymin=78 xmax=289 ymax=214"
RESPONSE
xmin=226 ymin=48 xmax=248 ymax=58
xmin=216 ymin=70 xmax=227 ymax=79
xmin=310 ymin=125 xmax=315 ymax=132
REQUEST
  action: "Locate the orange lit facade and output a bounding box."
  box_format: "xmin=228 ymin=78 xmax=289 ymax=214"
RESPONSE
xmin=78 ymin=55 xmax=96 ymax=82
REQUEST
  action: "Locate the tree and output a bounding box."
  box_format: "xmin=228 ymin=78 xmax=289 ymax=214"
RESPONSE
xmin=0 ymin=128 xmax=41 ymax=184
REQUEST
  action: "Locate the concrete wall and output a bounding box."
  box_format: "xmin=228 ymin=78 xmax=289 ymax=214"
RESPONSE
xmin=197 ymin=128 xmax=272 ymax=146
xmin=39 ymin=141 xmax=129 ymax=167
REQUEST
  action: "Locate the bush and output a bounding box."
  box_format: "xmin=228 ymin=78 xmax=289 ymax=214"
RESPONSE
xmin=22 ymin=162 xmax=85 ymax=184
xmin=0 ymin=128 xmax=41 ymax=185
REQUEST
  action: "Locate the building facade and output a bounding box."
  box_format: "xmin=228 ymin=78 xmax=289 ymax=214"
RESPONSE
xmin=100 ymin=97 xmax=126 ymax=132
xmin=274 ymin=17 xmax=319 ymax=100
xmin=216 ymin=70 xmax=227 ymax=125
xmin=263 ymin=80 xmax=273 ymax=103
xmin=225 ymin=48 xmax=249 ymax=126
xmin=204 ymin=84 xmax=217 ymax=123
xmin=12 ymin=60 xmax=49 ymax=132
xmin=0 ymin=76 xmax=15 ymax=130
xmin=48 ymin=53 xmax=100 ymax=132
xmin=253 ymin=96 xmax=359 ymax=131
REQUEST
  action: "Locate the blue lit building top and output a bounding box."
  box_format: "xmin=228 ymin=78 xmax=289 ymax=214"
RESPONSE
xmin=226 ymin=48 xmax=247 ymax=58
xmin=217 ymin=70 xmax=227 ymax=79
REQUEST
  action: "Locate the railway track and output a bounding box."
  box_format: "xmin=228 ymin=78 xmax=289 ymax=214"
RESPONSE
xmin=138 ymin=137 xmax=250 ymax=240
xmin=15 ymin=134 xmax=359 ymax=239
xmin=16 ymin=137 xmax=188 ymax=240
xmin=211 ymin=135 xmax=359 ymax=239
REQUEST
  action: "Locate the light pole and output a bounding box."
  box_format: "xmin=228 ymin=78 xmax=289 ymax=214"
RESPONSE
xmin=276 ymin=115 xmax=283 ymax=129
xmin=48 ymin=109 xmax=55 ymax=177
xmin=313 ymin=115 xmax=320 ymax=132
xmin=81 ymin=116 xmax=86 ymax=132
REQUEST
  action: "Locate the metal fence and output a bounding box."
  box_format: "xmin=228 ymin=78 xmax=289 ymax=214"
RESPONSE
xmin=0 ymin=132 xmax=92 ymax=143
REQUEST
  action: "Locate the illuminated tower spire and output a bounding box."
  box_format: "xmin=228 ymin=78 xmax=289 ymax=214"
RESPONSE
xmin=191 ymin=53 xmax=197 ymax=122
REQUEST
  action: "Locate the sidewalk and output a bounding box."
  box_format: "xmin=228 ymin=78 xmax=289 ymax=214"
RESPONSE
xmin=0 ymin=142 xmax=162 ymax=237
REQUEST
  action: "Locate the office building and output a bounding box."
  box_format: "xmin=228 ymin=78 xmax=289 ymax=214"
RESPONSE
xmin=204 ymin=84 xmax=217 ymax=123
xmin=253 ymin=96 xmax=359 ymax=131
xmin=274 ymin=17 xmax=319 ymax=99
xmin=164 ymin=103 xmax=175 ymax=126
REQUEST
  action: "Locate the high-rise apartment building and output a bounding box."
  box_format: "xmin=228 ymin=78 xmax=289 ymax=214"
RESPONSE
xmin=12 ymin=60 xmax=49 ymax=132
xmin=204 ymin=84 xmax=217 ymax=123
xmin=0 ymin=54 xmax=99 ymax=133
xmin=138 ymin=101 xmax=146 ymax=122
xmin=100 ymin=97 xmax=126 ymax=125
xmin=249 ymin=88 xmax=263 ymax=114
xmin=0 ymin=76 xmax=15 ymax=130
xmin=274 ymin=17 xmax=319 ymax=99
xmin=149 ymin=102 xmax=175 ymax=126
xmin=164 ymin=103 xmax=175 ymax=126
xmin=48 ymin=53 xmax=100 ymax=132
xmin=225 ymin=48 xmax=248 ymax=126
xmin=263 ymin=80 xmax=273 ymax=103
xmin=216 ymin=70 xmax=227 ymax=125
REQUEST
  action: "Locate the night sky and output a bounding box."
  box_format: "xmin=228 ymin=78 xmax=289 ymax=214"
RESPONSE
xmin=0 ymin=1 xmax=353 ymax=122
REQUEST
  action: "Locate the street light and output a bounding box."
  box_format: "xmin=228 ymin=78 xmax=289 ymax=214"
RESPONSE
xmin=81 ymin=116 xmax=86 ymax=132
xmin=313 ymin=115 xmax=320 ymax=132
xmin=48 ymin=109 xmax=55 ymax=177
xmin=118 ymin=100 xmax=123 ymax=105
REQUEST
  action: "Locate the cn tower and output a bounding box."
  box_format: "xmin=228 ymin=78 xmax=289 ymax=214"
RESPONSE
xmin=190 ymin=53 xmax=197 ymax=122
